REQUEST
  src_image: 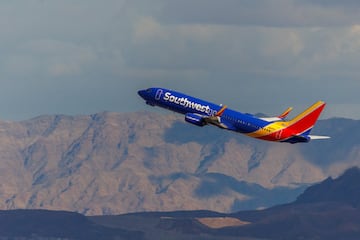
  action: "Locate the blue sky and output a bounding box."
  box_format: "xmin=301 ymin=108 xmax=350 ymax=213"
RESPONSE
xmin=1 ymin=0 xmax=360 ymax=120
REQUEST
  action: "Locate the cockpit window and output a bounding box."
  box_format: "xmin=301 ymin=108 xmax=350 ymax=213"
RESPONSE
xmin=146 ymin=89 xmax=152 ymax=93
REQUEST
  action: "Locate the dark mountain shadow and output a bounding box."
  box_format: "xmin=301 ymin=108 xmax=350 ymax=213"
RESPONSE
xmin=0 ymin=209 xmax=144 ymax=240
xmin=295 ymin=167 xmax=360 ymax=207
xmin=93 ymin=167 xmax=360 ymax=240
xmin=194 ymin=173 xmax=307 ymax=211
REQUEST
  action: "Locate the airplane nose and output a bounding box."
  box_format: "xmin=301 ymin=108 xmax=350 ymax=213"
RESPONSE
xmin=137 ymin=90 xmax=146 ymax=99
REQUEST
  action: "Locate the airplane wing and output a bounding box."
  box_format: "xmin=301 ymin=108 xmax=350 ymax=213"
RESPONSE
xmin=184 ymin=105 xmax=232 ymax=129
xmin=260 ymin=106 xmax=293 ymax=122
xmin=203 ymin=105 xmax=230 ymax=129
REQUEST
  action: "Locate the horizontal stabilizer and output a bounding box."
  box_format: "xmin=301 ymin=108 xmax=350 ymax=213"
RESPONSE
xmin=286 ymin=134 xmax=330 ymax=144
xmin=260 ymin=106 xmax=293 ymax=122
xmin=309 ymin=135 xmax=331 ymax=140
xmin=260 ymin=117 xmax=284 ymax=122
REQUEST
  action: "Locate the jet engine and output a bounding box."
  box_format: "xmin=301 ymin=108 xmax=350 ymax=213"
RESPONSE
xmin=185 ymin=113 xmax=206 ymax=127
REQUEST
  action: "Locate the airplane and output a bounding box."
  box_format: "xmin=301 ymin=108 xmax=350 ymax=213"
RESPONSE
xmin=138 ymin=87 xmax=330 ymax=143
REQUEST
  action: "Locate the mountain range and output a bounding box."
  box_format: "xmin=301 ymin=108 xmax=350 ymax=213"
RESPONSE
xmin=91 ymin=167 xmax=360 ymax=240
xmin=2 ymin=167 xmax=360 ymax=240
xmin=0 ymin=112 xmax=358 ymax=214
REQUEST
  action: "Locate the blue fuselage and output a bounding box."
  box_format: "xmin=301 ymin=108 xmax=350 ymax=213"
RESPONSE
xmin=138 ymin=87 xmax=328 ymax=144
xmin=138 ymin=87 xmax=268 ymax=134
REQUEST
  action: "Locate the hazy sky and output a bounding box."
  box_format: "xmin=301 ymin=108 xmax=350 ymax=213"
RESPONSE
xmin=1 ymin=0 xmax=360 ymax=120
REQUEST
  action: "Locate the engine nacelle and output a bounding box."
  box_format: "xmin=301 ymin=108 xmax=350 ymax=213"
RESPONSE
xmin=185 ymin=113 xmax=206 ymax=127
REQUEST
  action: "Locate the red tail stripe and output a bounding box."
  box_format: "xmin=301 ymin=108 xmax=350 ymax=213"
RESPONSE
xmin=288 ymin=103 xmax=325 ymax=133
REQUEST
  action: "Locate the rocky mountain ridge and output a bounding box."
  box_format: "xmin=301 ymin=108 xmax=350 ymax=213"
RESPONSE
xmin=0 ymin=112 xmax=357 ymax=215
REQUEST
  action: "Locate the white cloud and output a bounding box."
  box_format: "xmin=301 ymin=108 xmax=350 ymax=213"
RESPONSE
xmin=157 ymin=0 xmax=360 ymax=27
xmin=0 ymin=0 xmax=359 ymax=119
xmin=4 ymin=40 xmax=97 ymax=77
xmin=324 ymin=104 xmax=360 ymax=120
xmin=133 ymin=17 xmax=167 ymax=43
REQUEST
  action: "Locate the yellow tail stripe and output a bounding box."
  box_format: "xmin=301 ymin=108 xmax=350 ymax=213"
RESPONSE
xmin=288 ymin=101 xmax=325 ymax=125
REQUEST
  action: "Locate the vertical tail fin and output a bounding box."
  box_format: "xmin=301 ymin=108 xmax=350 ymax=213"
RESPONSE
xmin=287 ymin=101 xmax=326 ymax=135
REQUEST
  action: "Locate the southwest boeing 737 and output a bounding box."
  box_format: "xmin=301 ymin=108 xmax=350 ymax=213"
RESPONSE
xmin=138 ymin=87 xmax=330 ymax=143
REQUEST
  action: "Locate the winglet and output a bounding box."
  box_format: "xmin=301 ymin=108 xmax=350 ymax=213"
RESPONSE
xmin=216 ymin=105 xmax=227 ymax=117
xmin=278 ymin=107 xmax=293 ymax=119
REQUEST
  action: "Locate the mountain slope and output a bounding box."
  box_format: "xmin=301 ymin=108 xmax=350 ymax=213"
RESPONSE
xmin=1 ymin=167 xmax=360 ymax=240
xmin=0 ymin=112 xmax=357 ymax=214
xmin=223 ymin=167 xmax=360 ymax=240
xmin=295 ymin=167 xmax=360 ymax=206
xmin=92 ymin=167 xmax=360 ymax=240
